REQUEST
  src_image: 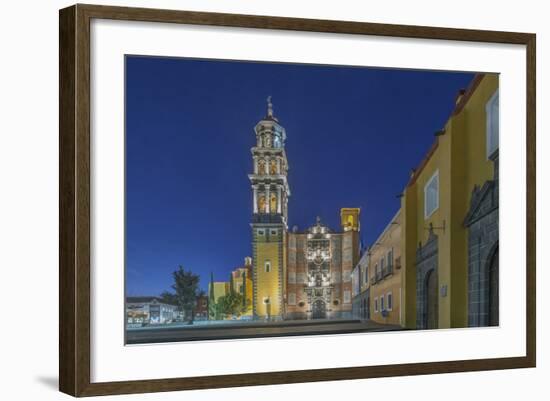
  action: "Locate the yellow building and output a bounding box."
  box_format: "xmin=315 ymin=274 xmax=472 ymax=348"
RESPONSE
xmin=401 ymin=73 xmax=500 ymax=329
xmin=249 ymin=99 xmax=360 ymax=320
xmin=341 ymin=208 xmax=360 ymax=232
xmin=368 ymin=210 xmax=403 ymax=326
xmin=209 ymin=281 xmax=229 ymax=304
xmin=249 ymin=97 xmax=290 ymax=320
xmin=230 ymin=257 xmax=253 ymax=317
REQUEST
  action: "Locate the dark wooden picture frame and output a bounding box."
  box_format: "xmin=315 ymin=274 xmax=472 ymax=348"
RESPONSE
xmin=59 ymin=3 xmax=536 ymax=397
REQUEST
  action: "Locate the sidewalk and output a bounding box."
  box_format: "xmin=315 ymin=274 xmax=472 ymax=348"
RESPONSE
xmin=126 ymin=318 xmax=404 ymax=344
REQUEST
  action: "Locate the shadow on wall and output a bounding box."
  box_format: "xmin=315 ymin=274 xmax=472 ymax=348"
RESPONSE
xmin=35 ymin=376 xmax=58 ymax=391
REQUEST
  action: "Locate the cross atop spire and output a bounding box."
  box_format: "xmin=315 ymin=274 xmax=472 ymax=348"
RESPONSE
xmin=267 ymin=95 xmax=274 ymax=118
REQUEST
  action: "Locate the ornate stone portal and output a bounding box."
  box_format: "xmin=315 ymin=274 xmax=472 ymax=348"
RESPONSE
xmin=464 ymin=153 xmax=499 ymax=327
xmin=304 ymin=218 xmax=333 ymax=319
xmin=248 ymin=98 xmax=359 ymax=321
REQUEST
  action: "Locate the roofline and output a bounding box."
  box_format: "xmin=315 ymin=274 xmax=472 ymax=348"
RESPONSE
xmin=452 ymin=73 xmax=485 ymax=116
xmin=370 ymin=208 xmax=401 ymax=250
xmin=406 ymin=139 xmax=439 ymax=187
xmin=406 ymin=73 xmax=486 ymax=188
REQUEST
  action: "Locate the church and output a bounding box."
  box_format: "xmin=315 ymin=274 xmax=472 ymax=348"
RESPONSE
xmin=249 ymin=97 xmax=361 ymax=321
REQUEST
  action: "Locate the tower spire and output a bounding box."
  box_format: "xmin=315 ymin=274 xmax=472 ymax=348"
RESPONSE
xmin=267 ymin=95 xmax=274 ymax=118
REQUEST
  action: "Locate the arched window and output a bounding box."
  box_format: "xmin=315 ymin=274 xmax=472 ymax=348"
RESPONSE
xmin=258 ymin=159 xmax=266 ymax=175
xmin=269 ymin=159 xmax=278 ymax=175
xmin=258 ymin=195 xmax=266 ymax=213
xmin=270 ymin=192 xmax=277 ymax=212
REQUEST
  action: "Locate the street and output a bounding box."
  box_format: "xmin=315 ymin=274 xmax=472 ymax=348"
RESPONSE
xmin=126 ymin=319 xmax=403 ymax=344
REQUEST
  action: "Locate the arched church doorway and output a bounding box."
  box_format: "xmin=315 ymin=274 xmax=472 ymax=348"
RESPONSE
xmin=312 ymin=300 xmax=326 ymax=319
xmin=489 ymin=246 xmax=499 ymax=326
xmin=425 ymin=270 xmax=438 ymax=329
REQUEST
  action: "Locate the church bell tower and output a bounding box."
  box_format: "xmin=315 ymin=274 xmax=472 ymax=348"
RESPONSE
xmin=249 ymin=97 xmax=290 ymax=320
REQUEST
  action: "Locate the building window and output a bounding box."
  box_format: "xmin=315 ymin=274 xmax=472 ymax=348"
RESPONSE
xmin=257 ymin=229 xmax=265 ymax=236
xmin=264 ymin=260 xmax=271 ymax=273
xmin=380 ymin=258 xmax=385 ymax=276
xmin=387 ymin=248 xmax=393 ymax=269
xmin=288 ymin=293 xmax=296 ymax=305
xmin=387 ymin=292 xmax=393 ymax=311
xmin=270 ymin=229 xmax=277 ymax=235
xmin=343 ymin=270 xmax=351 ymax=283
xmin=486 ymin=89 xmax=499 ymax=158
xmin=344 ymin=290 xmax=351 ymax=304
xmin=424 ymin=170 xmax=439 ymax=219
xmin=288 ymin=271 xmax=296 ymax=284
xmin=380 ymin=295 xmax=385 ymax=311
xmin=374 ymin=297 xmax=378 ymax=313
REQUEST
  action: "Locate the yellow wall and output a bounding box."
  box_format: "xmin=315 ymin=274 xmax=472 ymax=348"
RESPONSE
xmin=211 ymin=282 xmax=229 ymax=303
xmin=401 ymin=74 xmax=499 ymax=329
xmin=254 ymin=240 xmax=284 ymax=318
xmin=231 ymin=268 xmax=253 ymax=316
xmin=341 ymin=208 xmax=360 ymax=231
xmin=369 ymin=210 xmax=403 ymax=326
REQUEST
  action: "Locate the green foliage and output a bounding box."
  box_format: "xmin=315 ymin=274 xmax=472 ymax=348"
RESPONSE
xmin=170 ymin=265 xmax=200 ymax=323
xmin=216 ymin=292 xmax=249 ymax=318
xmin=159 ymin=291 xmax=178 ymax=307
xmin=208 ymin=272 xmax=217 ymax=320
xmin=242 ymin=271 xmax=247 ymax=307
xmin=229 ymin=273 xmax=235 ymax=295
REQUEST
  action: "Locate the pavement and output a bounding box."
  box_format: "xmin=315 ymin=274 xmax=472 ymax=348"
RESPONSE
xmin=126 ymin=318 xmax=404 ymax=344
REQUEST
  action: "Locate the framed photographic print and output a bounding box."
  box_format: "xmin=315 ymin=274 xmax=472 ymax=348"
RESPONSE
xmin=59 ymin=4 xmax=536 ymax=397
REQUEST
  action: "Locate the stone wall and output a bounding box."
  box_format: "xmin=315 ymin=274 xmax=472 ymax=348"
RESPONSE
xmin=464 ymin=154 xmax=499 ymax=326
xmin=416 ymin=229 xmax=439 ymax=329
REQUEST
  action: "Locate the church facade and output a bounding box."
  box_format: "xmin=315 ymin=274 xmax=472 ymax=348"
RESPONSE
xmin=249 ymin=98 xmax=360 ymax=320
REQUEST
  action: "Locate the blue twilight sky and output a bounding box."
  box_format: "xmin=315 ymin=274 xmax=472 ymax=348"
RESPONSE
xmin=125 ymin=55 xmax=475 ymax=295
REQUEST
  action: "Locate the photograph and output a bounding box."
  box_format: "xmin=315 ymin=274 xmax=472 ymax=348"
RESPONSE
xmin=124 ymin=56 xmax=500 ymax=344
xmin=1 ymin=0 xmax=542 ymax=398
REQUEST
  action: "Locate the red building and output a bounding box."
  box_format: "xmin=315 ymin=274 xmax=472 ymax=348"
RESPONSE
xmin=195 ymin=295 xmax=208 ymax=321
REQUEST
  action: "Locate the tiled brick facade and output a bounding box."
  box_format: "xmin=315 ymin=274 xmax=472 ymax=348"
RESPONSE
xmin=464 ymin=154 xmax=499 ymax=326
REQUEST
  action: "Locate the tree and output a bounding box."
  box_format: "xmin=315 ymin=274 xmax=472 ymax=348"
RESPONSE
xmin=229 ymin=272 xmax=235 ymax=295
xmin=208 ymin=272 xmax=217 ymax=320
xmin=217 ymin=292 xmax=249 ymax=318
xmin=159 ymin=291 xmax=178 ymax=307
xmin=170 ymin=265 xmax=200 ymax=324
xmin=242 ymin=271 xmax=247 ymax=308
